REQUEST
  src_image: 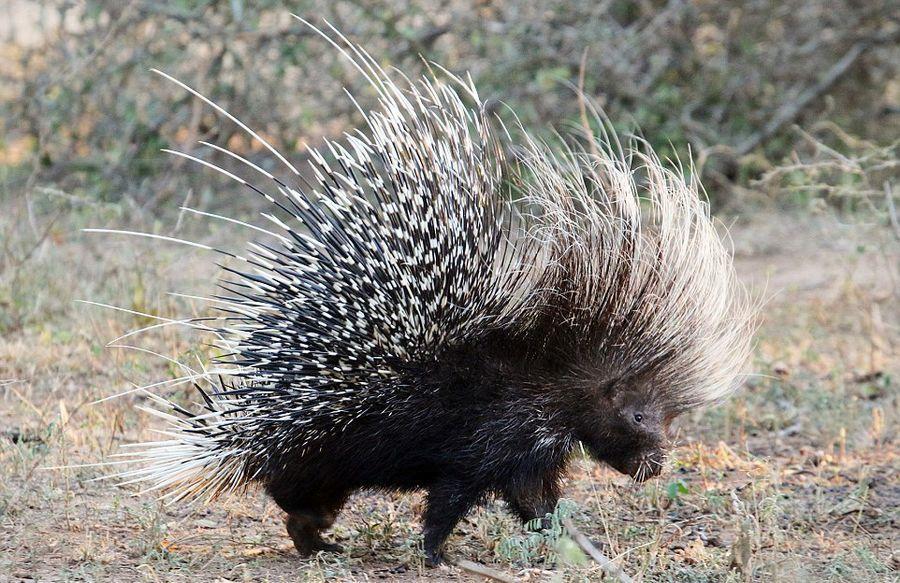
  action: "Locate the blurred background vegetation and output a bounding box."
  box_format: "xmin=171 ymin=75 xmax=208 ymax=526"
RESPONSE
xmin=1 ymin=0 xmax=897 ymax=217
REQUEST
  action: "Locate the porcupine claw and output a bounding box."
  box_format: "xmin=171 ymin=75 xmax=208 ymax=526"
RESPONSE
xmin=424 ymin=549 xmax=444 ymax=568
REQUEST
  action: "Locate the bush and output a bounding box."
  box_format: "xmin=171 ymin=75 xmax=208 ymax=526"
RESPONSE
xmin=1 ymin=0 xmax=897 ymax=210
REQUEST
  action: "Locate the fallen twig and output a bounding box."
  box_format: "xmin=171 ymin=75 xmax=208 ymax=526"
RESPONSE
xmin=450 ymin=558 xmax=517 ymax=583
xmin=562 ymin=517 xmax=634 ymax=583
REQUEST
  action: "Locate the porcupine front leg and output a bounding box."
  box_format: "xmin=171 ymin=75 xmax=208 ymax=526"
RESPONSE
xmin=502 ymin=474 xmax=562 ymax=531
xmin=422 ymin=479 xmax=482 ymax=567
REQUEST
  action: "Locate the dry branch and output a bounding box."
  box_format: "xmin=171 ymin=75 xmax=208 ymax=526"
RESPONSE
xmin=734 ymin=39 xmax=873 ymax=156
xmin=562 ymin=518 xmax=634 ymax=583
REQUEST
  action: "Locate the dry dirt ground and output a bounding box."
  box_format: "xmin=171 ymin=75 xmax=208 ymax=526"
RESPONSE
xmin=1 ymin=205 xmax=897 ymax=582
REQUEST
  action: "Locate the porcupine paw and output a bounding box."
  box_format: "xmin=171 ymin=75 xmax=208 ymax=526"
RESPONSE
xmin=424 ymin=549 xmax=444 ymax=568
xmin=285 ymin=514 xmax=343 ymax=556
xmin=310 ymin=538 xmax=344 ymax=554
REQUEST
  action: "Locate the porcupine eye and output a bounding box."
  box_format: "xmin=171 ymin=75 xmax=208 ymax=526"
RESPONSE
xmin=633 ymin=413 xmax=643 ymax=424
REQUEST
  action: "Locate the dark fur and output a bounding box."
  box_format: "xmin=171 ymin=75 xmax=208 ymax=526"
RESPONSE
xmin=263 ymin=329 xmax=669 ymax=565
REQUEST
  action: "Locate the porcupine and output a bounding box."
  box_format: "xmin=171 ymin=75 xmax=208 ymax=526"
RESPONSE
xmin=96 ymin=20 xmax=757 ymax=566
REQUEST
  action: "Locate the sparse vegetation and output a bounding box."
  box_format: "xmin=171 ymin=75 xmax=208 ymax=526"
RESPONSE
xmin=1 ymin=1 xmax=898 ymax=581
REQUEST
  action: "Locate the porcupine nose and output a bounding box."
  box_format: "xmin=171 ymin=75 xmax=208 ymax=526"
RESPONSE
xmin=630 ymin=450 xmax=665 ymax=482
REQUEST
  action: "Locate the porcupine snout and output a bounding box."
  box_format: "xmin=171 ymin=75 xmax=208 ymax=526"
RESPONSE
xmin=630 ymin=448 xmax=666 ymax=482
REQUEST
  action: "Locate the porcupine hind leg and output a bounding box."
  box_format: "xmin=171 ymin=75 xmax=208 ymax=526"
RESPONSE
xmin=269 ymin=484 xmax=348 ymax=557
xmin=285 ymin=503 xmax=345 ymax=556
xmin=422 ymin=479 xmax=483 ymax=567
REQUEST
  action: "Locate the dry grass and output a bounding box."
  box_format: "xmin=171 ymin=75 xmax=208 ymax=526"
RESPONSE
xmin=1 ymin=197 xmax=897 ymax=582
